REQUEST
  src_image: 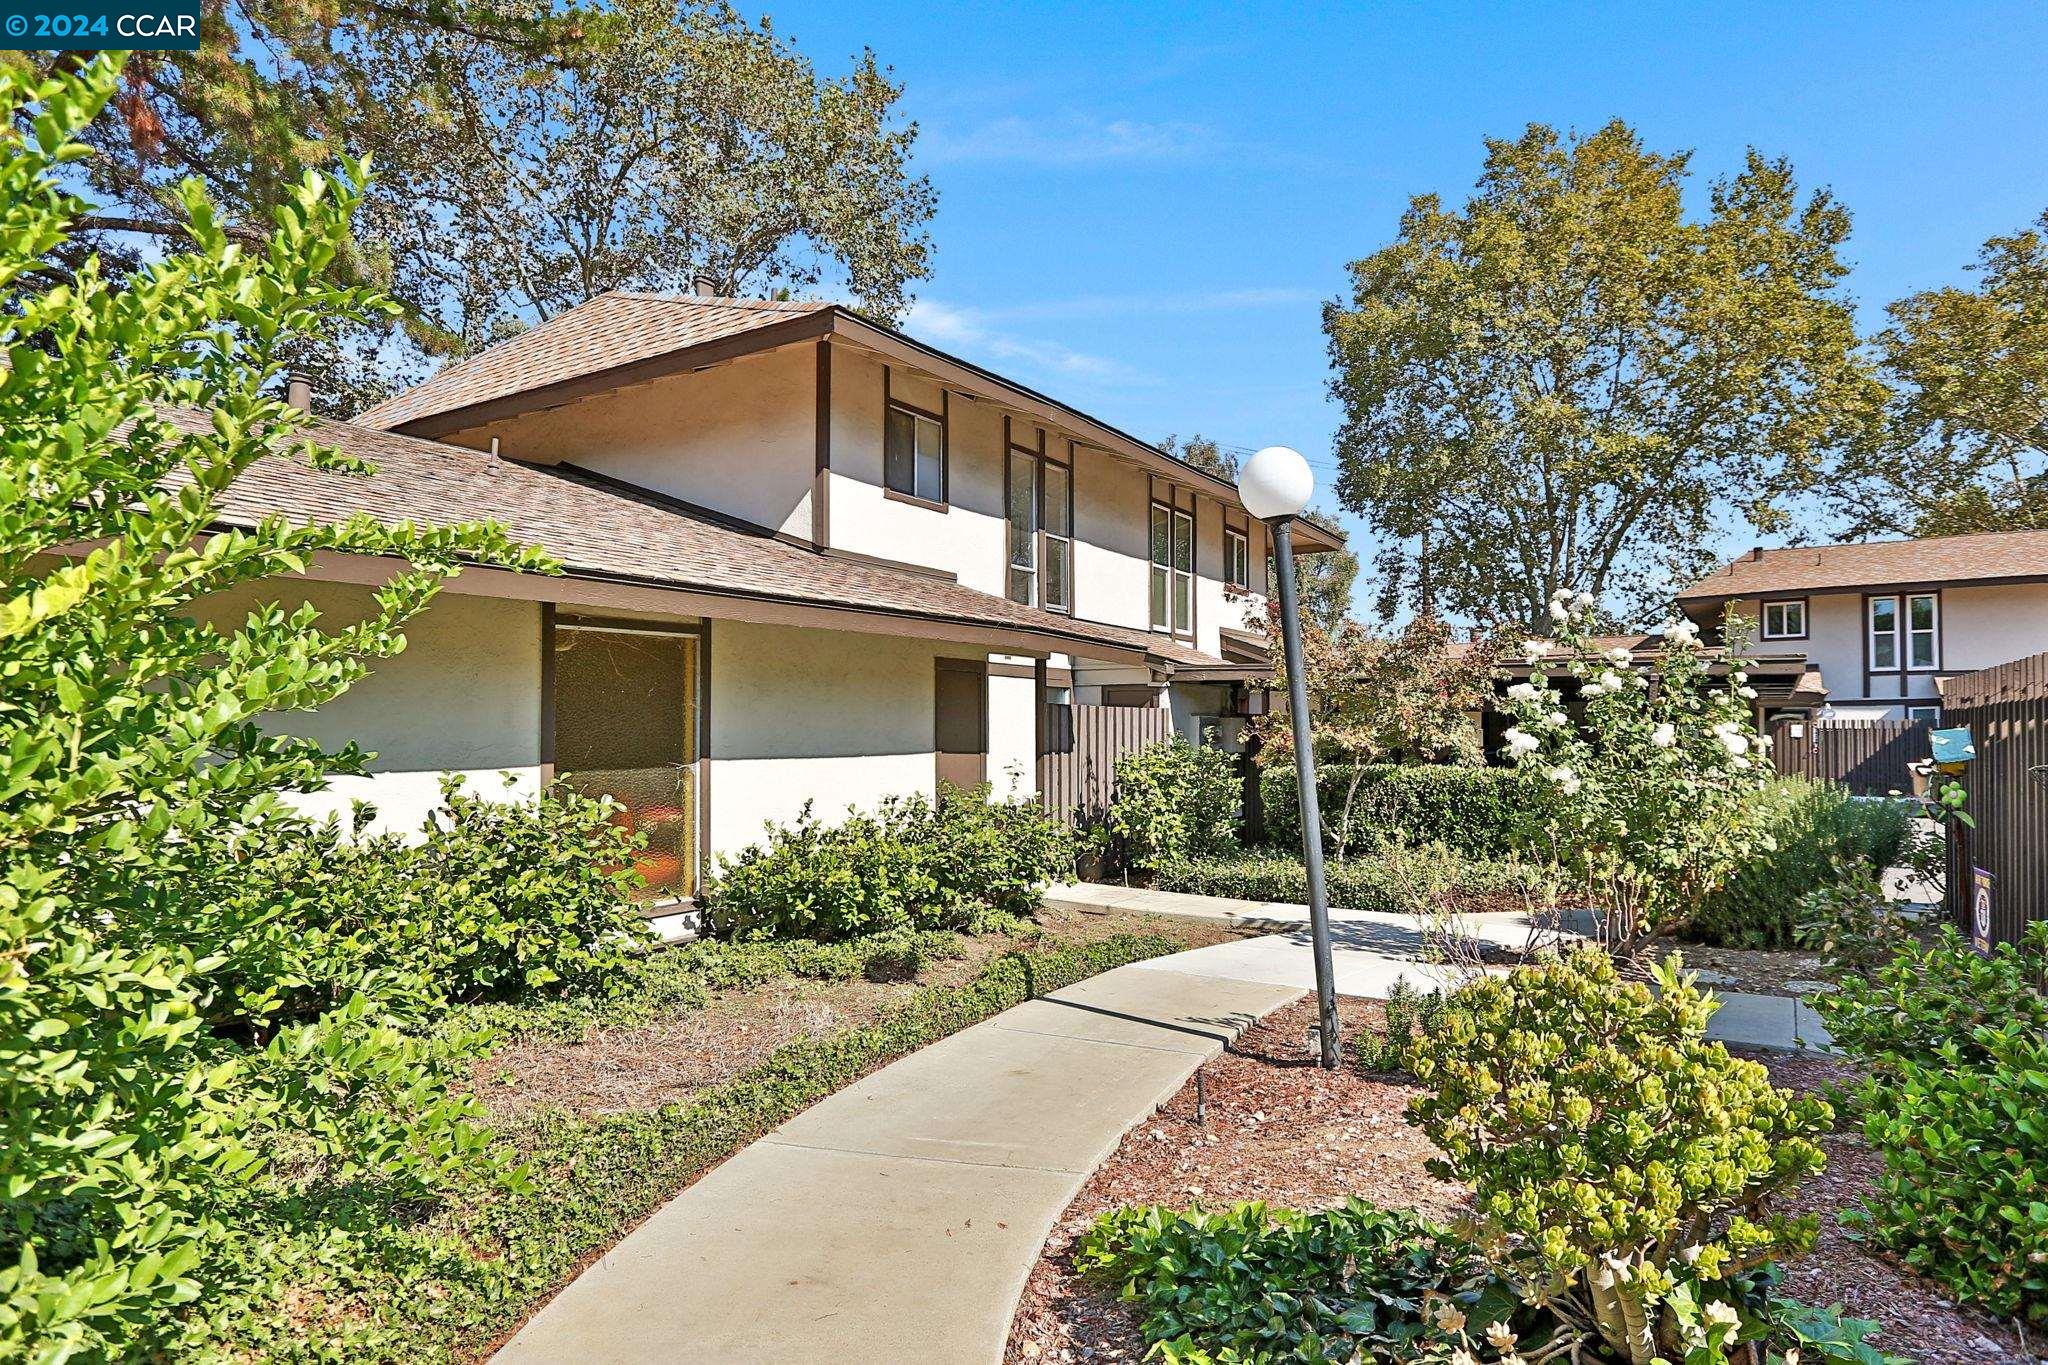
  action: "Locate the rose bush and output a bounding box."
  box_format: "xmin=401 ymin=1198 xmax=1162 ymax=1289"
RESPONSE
xmin=1495 ymin=593 xmax=1774 ymax=951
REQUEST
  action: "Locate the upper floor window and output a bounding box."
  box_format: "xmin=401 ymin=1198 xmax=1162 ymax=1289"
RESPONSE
xmin=1225 ymin=526 xmax=1250 ymax=589
xmin=1005 ymin=424 xmax=1071 ymax=610
xmin=1761 ymin=599 xmax=1806 ymax=640
xmin=1868 ymin=595 xmax=1898 ymax=670
xmin=884 ymin=400 xmax=945 ymax=504
xmin=1150 ymin=501 xmax=1194 ymax=634
xmin=1907 ymin=592 xmax=1938 ymax=670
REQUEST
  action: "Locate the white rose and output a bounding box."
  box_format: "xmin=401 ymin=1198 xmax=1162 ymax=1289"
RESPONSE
xmin=1718 ymin=729 xmax=1750 ymax=756
xmin=1581 ymin=681 xmax=1606 ymax=698
xmin=1665 ymin=618 xmax=1699 ymax=644
xmin=1547 ymin=710 xmax=1568 ymax=727
xmin=1575 ymin=590 xmax=1596 ymax=610
xmin=1523 ymin=638 xmax=1553 ymax=661
xmin=1704 ymin=1301 xmax=1740 ymax=1329
xmin=1731 ymin=755 xmax=1751 ymax=770
xmin=1651 ymin=722 xmax=1676 ymax=748
xmin=1597 ymin=670 xmax=1622 ymax=690
xmin=1549 ymin=600 xmax=1569 ymax=623
xmin=1503 ymin=727 xmax=1539 ymax=756
xmin=1607 ymin=646 xmax=1632 ymax=664
xmin=1738 ymin=685 xmax=1757 ymax=700
xmin=1549 ymin=765 xmax=1581 ymax=795
xmin=1507 ymin=682 xmax=1539 ymax=702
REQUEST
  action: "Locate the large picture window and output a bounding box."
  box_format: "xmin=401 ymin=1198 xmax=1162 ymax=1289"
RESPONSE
xmin=551 ymin=619 xmax=702 ymax=901
xmin=1150 ymin=500 xmax=1193 ymax=634
xmin=884 ymin=401 xmax=945 ymax=504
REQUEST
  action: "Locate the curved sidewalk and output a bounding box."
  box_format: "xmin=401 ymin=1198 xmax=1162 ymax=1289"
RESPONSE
xmin=494 ymin=963 xmax=1302 ymax=1364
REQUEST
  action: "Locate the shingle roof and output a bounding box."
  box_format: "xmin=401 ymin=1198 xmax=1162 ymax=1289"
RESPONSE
xmin=173 ymin=409 xmax=1220 ymax=668
xmin=356 ymin=294 xmax=828 ymax=431
xmin=1678 ymin=529 xmax=2048 ymax=602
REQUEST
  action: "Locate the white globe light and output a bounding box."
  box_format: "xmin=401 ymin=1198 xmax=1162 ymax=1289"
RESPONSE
xmin=1237 ymin=445 xmax=1314 ymax=521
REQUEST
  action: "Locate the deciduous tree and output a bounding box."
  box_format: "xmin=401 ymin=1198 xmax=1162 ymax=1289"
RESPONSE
xmin=1831 ymin=210 xmax=2048 ymax=538
xmin=1325 ymin=121 xmax=1879 ymax=628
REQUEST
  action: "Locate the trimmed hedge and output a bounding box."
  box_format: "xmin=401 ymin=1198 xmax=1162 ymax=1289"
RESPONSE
xmin=1687 ymin=780 xmax=1916 ymax=948
xmin=1258 ymin=763 xmax=1517 ymax=857
xmin=210 ymin=931 xmax=1187 ymax=1360
xmin=1158 ymin=846 xmax=1552 ymax=915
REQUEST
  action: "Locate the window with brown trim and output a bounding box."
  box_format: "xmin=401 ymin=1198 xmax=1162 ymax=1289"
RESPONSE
xmin=1907 ymin=592 xmax=1938 ymax=670
xmin=1225 ymin=525 xmax=1249 ymax=589
xmin=1868 ymin=595 xmax=1899 ymax=670
xmin=1149 ymin=501 xmax=1194 ymax=635
xmin=884 ymin=399 xmax=944 ymax=504
xmin=1005 ymin=426 xmax=1071 ymax=611
xmin=1761 ymin=598 xmax=1806 ymax=640
xmin=1043 ymin=457 xmax=1072 ymax=612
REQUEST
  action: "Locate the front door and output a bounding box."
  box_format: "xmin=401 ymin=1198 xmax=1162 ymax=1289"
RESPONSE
xmin=934 ymin=657 xmax=988 ymax=794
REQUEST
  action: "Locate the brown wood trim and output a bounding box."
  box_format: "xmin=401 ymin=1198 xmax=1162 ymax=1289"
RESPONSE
xmin=1033 ymin=657 xmax=1048 ymax=774
xmin=697 ymin=618 xmax=713 ymax=899
xmin=883 ymin=487 xmax=951 ymax=514
xmin=553 ymin=613 xmax=705 ymax=636
xmin=988 ymin=661 xmax=1038 ymax=679
xmin=1224 ymin=523 xmax=1250 ymax=589
xmin=538 ymin=602 xmax=556 ymax=783
xmin=402 ymin=309 xmax=836 ymax=439
xmin=813 ymin=339 xmax=832 ymax=551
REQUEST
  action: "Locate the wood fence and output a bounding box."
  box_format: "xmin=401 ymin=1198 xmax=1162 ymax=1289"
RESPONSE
xmin=1771 ymin=718 xmax=1929 ymax=797
xmin=1943 ymin=652 xmax=2048 ymax=946
xmin=1037 ymin=702 xmax=1174 ymax=825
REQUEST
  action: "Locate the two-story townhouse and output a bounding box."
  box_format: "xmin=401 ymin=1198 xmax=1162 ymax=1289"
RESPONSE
xmin=166 ymin=292 xmax=1340 ymax=914
xmin=1677 ymin=528 xmax=2048 ymax=722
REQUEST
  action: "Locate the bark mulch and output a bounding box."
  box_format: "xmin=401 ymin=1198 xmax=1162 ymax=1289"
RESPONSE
xmin=476 ymin=906 xmax=1249 ymax=1121
xmin=1007 ymin=998 xmax=2041 ymax=1364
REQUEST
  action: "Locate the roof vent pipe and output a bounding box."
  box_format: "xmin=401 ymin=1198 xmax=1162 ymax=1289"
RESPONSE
xmin=690 ymin=271 xmax=718 ymax=298
xmin=285 ymin=372 xmax=314 ymax=413
xmin=1749 ymin=545 xmax=1765 ymax=560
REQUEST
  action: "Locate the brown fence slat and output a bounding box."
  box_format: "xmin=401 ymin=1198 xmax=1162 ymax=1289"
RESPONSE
xmin=1036 ymin=702 xmax=1173 ymax=825
xmin=1773 ymin=719 xmax=1929 ymax=796
xmin=1942 ymin=649 xmax=2048 ymax=945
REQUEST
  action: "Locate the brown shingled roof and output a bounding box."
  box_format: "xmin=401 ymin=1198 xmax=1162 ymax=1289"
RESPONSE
xmin=356 ymin=294 xmax=827 ymax=432
xmin=1677 ymin=529 xmax=2048 ymax=603
xmin=171 ymin=410 xmax=1226 ymax=669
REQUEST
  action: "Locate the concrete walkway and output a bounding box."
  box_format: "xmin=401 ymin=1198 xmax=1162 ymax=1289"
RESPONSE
xmin=1051 ymin=882 xmax=1834 ymax=1053
xmin=494 ymin=965 xmax=1301 ymax=1364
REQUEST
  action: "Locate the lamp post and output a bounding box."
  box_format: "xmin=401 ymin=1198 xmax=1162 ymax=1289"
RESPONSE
xmin=1238 ymin=446 xmax=1340 ymax=1070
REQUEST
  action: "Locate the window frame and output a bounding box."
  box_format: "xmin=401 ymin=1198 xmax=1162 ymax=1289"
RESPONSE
xmin=1040 ymin=443 xmax=1074 ymax=615
xmin=1149 ymin=494 xmax=1195 ymax=637
xmin=1224 ymin=524 xmax=1250 ymax=590
xmin=1906 ymin=592 xmax=1940 ymax=672
xmin=1905 ymin=704 xmax=1941 ymax=723
xmin=1760 ymin=597 xmax=1808 ymax=641
xmin=882 ymin=368 xmax=948 ymax=509
xmin=1867 ymin=594 xmax=1901 ymax=672
xmin=1004 ymin=419 xmax=1063 ymax=609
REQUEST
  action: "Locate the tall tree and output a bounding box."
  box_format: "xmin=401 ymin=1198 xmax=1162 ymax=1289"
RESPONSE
xmin=377 ymin=0 xmax=934 ymax=356
xmin=1325 ymin=121 xmax=1880 ymax=628
xmin=1830 ymin=210 xmax=2048 ymax=539
xmin=1160 ymin=432 xmax=1240 ymax=480
xmin=14 ymin=0 xmax=935 ymax=407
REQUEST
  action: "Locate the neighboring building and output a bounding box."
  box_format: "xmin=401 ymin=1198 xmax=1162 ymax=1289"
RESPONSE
xmin=157 ymin=293 xmax=1340 ymax=908
xmin=1677 ymin=528 xmax=2048 ymax=722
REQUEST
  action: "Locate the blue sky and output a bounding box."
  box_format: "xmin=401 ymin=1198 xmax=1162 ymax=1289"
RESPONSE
xmin=757 ymin=0 xmax=2048 ymax=614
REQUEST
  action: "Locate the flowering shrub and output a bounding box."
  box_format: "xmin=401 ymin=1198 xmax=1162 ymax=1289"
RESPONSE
xmin=1496 ymin=594 xmax=1774 ymax=950
xmin=1405 ymin=948 xmax=1831 ymax=1364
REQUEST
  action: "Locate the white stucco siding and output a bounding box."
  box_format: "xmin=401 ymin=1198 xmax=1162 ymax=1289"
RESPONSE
xmin=708 ymin=619 xmax=976 ymax=864
xmin=1071 ymin=454 xmax=1151 ymax=631
xmin=1939 ymin=582 xmax=2048 ymax=672
xmin=988 ymin=668 xmax=1038 ymax=800
xmin=448 ymin=343 xmax=819 ymax=541
xmin=192 ymin=580 xmax=544 ymax=834
xmin=1168 ymin=682 xmax=1235 ymax=744
xmin=825 ymin=346 xmax=1007 ymax=590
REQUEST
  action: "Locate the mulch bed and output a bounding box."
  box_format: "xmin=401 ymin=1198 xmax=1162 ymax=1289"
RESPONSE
xmin=476 ymin=906 xmax=1250 ymax=1120
xmin=1006 ymin=997 xmax=2041 ymax=1364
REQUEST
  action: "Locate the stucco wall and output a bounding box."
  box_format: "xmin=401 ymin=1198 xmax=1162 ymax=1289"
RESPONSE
xmin=708 ymin=619 xmax=985 ymax=862
xmin=1940 ymin=582 xmax=2048 ymax=671
xmin=447 ymin=343 xmax=818 ymax=541
xmin=1070 ymin=453 xmax=1152 ymax=632
xmin=988 ymin=668 xmax=1038 ymax=800
xmin=191 ymin=580 xmax=544 ymax=834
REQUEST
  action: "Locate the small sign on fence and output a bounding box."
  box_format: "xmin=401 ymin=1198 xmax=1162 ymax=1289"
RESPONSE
xmin=1971 ymin=866 xmax=1996 ymax=956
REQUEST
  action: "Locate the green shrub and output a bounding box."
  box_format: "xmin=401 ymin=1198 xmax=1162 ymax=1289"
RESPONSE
xmin=1351 ymin=977 xmax=1444 ymax=1075
xmin=1107 ymin=738 xmax=1240 ymax=870
xmin=1793 ymin=857 xmax=1914 ymax=972
xmin=1157 ymin=844 xmax=1552 ymax=915
xmin=1405 ymin=948 xmax=1830 ymax=1363
xmin=1259 ymin=762 xmax=1517 ymax=858
xmin=704 ymin=788 xmax=1073 ymax=941
xmin=203 ymin=931 xmax=1185 ymax=1359
xmin=1848 ymin=1022 xmax=2048 ymax=1323
xmin=1077 ymin=1199 xmax=1517 ymax=1363
xmin=1813 ymin=923 xmax=2048 ymax=1075
xmin=1688 ymin=780 xmax=1915 ymax=948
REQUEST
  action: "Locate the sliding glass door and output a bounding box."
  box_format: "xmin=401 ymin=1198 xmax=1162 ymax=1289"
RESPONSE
xmin=551 ymin=618 xmax=702 ymax=901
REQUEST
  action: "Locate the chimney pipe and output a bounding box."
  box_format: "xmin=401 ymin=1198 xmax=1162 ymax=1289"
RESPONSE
xmin=690 ymin=271 xmax=718 ymax=298
xmin=286 ymin=372 xmax=314 ymax=413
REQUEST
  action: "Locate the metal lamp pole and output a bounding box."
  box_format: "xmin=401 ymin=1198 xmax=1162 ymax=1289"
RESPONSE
xmin=1238 ymin=445 xmax=1339 ymax=1070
